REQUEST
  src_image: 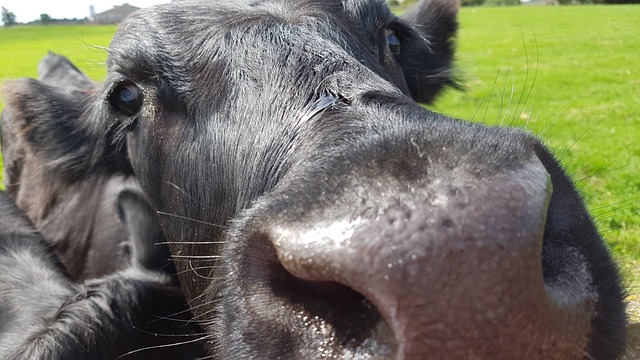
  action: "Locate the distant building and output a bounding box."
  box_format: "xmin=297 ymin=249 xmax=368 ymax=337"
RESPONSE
xmin=92 ymin=3 xmax=140 ymax=24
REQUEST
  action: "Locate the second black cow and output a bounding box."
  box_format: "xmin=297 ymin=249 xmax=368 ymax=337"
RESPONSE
xmin=2 ymin=52 xmax=170 ymax=280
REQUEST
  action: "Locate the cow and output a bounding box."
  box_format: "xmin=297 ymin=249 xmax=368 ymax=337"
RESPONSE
xmin=1 ymin=0 xmax=627 ymax=359
xmin=1 ymin=52 xmax=173 ymax=281
xmin=1 ymin=53 xmax=207 ymax=358
xmin=0 ymin=191 xmax=208 ymax=359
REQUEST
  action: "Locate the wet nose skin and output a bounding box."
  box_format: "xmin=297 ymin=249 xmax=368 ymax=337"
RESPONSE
xmin=267 ymin=156 xmax=595 ymax=359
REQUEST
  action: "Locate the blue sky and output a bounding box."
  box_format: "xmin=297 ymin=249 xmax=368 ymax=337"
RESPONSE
xmin=1 ymin=0 xmax=169 ymax=23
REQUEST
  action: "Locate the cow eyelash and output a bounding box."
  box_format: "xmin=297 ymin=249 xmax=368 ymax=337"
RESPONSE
xmin=109 ymin=81 xmax=144 ymax=116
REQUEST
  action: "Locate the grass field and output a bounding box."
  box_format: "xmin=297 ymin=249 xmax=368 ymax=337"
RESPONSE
xmin=431 ymin=5 xmax=640 ymax=295
xmin=0 ymin=5 xmax=638 ymax=293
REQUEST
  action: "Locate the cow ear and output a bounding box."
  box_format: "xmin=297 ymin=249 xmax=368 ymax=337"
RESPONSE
xmin=2 ymin=78 xmax=127 ymax=183
xmin=2 ymin=79 xmax=89 ymax=180
xmin=397 ymin=0 xmax=459 ymax=104
xmin=37 ymin=51 xmax=96 ymax=90
xmin=117 ymin=190 xmax=173 ymax=273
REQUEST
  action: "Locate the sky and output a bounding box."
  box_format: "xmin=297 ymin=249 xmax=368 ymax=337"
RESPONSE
xmin=1 ymin=0 xmax=170 ymax=23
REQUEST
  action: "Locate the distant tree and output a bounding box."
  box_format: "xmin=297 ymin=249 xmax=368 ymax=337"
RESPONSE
xmin=40 ymin=14 xmax=52 ymax=24
xmin=462 ymin=0 xmax=486 ymax=6
xmin=484 ymin=0 xmax=521 ymax=5
xmin=2 ymin=7 xmax=17 ymax=26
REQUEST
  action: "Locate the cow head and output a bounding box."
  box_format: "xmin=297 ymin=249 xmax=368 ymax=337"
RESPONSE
xmin=1 ymin=52 xmax=163 ymax=280
xmin=2 ymin=0 xmax=626 ymax=358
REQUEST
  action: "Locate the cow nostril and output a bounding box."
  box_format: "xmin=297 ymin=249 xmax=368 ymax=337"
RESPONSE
xmin=268 ymin=261 xmax=397 ymax=354
xmin=271 ymin=259 xmax=378 ymax=321
xmin=246 ymin=232 xmax=396 ymax=354
xmin=248 ymin=232 xmax=381 ymax=324
xmin=287 ymin=277 xmax=366 ymax=308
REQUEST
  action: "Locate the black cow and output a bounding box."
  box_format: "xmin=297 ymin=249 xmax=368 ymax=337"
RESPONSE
xmin=0 ymin=191 xmax=207 ymax=359
xmin=1 ymin=0 xmax=626 ymax=359
xmin=1 ymin=52 xmax=172 ymax=281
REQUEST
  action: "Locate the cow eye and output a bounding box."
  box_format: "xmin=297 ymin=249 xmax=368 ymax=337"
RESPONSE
xmin=385 ymin=28 xmax=401 ymax=55
xmin=110 ymin=81 xmax=143 ymax=116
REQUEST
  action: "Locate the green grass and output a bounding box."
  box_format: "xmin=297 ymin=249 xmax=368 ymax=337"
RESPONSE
xmin=0 ymin=24 xmax=116 ymax=80
xmin=0 ymin=7 xmax=638 ymax=289
xmin=430 ymin=5 xmax=640 ymax=292
xmin=0 ymin=24 xmax=117 ymax=181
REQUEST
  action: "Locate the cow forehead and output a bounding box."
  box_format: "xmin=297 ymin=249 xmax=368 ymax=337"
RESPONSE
xmin=107 ymin=0 xmax=392 ymax=75
xmin=105 ymin=0 xmax=399 ymax=116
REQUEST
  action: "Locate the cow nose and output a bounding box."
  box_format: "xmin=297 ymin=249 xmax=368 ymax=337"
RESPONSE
xmin=263 ymin=156 xmax=593 ymax=359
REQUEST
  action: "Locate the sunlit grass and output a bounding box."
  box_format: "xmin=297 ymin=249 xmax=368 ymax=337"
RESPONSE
xmin=0 ymin=24 xmax=115 ymax=81
xmin=431 ymin=5 xmax=640 ymax=292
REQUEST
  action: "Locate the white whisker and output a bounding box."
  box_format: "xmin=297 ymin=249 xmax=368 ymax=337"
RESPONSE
xmin=172 ymin=258 xmax=220 ymax=263
xmin=155 ymin=241 xmax=226 ymax=245
xmin=186 ymin=261 xmax=223 ymax=280
xmin=185 ymin=299 xmax=223 ymax=314
xmin=176 ymin=266 xmax=216 ymax=276
xmin=165 ymin=181 xmax=199 ymax=202
xmin=191 ymin=306 xmax=220 ymax=321
xmin=114 ymin=334 xmax=212 ymax=360
xmin=156 ymin=211 xmax=228 ymax=228
xmin=171 ymin=255 xmax=223 ymax=259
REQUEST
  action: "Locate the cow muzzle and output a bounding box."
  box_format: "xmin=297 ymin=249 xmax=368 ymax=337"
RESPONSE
xmin=245 ymin=154 xmax=595 ymax=359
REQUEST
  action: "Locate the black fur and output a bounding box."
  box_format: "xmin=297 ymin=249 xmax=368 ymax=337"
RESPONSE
xmin=1 ymin=54 xmax=141 ymax=280
xmin=1 ymin=0 xmax=626 ymax=358
xmin=0 ymin=192 xmax=207 ymax=359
